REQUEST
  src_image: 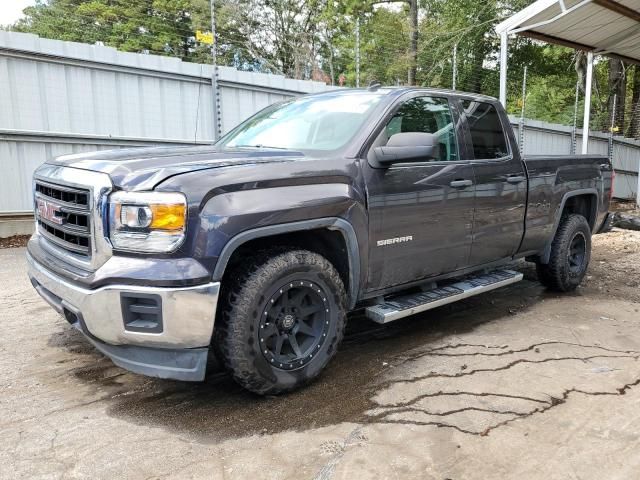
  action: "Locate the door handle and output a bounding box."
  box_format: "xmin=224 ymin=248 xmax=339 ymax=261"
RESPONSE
xmin=449 ymin=179 xmax=473 ymax=188
xmin=505 ymin=175 xmax=526 ymax=184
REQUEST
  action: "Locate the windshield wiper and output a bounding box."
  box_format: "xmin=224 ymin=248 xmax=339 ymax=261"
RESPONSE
xmin=234 ymin=144 xmax=289 ymax=150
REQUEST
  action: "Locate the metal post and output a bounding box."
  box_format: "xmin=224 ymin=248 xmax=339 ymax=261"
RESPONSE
xmin=355 ymin=18 xmax=360 ymax=88
xmin=499 ymin=32 xmax=508 ymax=108
xmin=570 ymin=79 xmax=580 ymax=154
xmin=636 ymin=155 xmax=640 ymax=208
xmin=452 ymin=44 xmax=457 ymax=90
xmin=210 ymin=0 xmax=221 ymax=141
xmin=519 ymin=66 xmax=527 ymax=153
xmin=581 ymin=51 xmax=594 ymax=154
xmin=609 ymin=94 xmax=617 ymax=163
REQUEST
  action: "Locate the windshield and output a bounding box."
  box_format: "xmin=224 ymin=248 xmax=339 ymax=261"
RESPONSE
xmin=219 ymin=92 xmax=386 ymax=152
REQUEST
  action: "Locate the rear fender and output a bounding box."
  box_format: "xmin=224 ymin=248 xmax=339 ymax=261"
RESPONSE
xmin=539 ymin=188 xmax=598 ymax=264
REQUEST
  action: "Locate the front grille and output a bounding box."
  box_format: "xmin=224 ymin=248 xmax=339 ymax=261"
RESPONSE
xmin=35 ymin=180 xmax=92 ymax=257
xmin=35 ymin=183 xmax=88 ymax=207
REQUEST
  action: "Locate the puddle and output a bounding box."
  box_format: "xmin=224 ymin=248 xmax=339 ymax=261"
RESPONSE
xmin=55 ymin=278 xmax=546 ymax=441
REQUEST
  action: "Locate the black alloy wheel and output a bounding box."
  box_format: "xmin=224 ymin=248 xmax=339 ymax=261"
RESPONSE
xmin=260 ymin=281 xmax=330 ymax=370
xmin=567 ymin=232 xmax=587 ymax=274
xmin=536 ymin=214 xmax=592 ymax=292
xmin=215 ymin=249 xmax=347 ymax=395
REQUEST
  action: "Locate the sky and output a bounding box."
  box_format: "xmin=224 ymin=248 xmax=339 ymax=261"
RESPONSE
xmin=0 ymin=0 xmax=35 ymax=26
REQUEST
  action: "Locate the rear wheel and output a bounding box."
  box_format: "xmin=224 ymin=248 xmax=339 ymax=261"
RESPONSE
xmin=536 ymin=214 xmax=592 ymax=292
xmin=215 ymin=249 xmax=347 ymax=395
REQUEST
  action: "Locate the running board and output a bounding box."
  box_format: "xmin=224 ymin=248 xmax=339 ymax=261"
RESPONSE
xmin=365 ymin=270 xmax=523 ymax=324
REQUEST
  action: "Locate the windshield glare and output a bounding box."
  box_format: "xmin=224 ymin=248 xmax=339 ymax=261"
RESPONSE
xmin=220 ymin=92 xmax=385 ymax=152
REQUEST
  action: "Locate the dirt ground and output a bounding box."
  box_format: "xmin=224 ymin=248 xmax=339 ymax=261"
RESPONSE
xmin=0 ymin=235 xmax=30 ymax=249
xmin=2 ymin=229 xmax=640 ymax=480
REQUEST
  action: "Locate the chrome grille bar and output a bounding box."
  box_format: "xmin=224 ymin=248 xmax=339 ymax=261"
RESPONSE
xmin=34 ymin=179 xmax=92 ymax=259
xmin=37 ymin=216 xmax=90 ymax=237
xmin=37 ymin=223 xmax=91 ymax=255
xmin=35 ymin=180 xmax=89 ymax=208
xmin=33 ymin=164 xmax=113 ymax=273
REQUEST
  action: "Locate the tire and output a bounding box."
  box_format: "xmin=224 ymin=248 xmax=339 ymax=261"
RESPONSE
xmin=536 ymin=214 xmax=592 ymax=292
xmin=215 ymin=248 xmax=347 ymax=395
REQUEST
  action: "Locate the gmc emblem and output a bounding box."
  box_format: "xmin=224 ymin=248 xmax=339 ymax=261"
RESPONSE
xmin=37 ymin=198 xmax=64 ymax=225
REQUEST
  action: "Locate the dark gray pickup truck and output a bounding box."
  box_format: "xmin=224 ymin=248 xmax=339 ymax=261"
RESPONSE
xmin=27 ymin=87 xmax=614 ymax=394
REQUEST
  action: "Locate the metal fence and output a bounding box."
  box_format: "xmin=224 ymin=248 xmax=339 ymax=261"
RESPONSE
xmin=1 ymin=31 xmax=638 ymax=236
xmin=510 ymin=116 xmax=640 ymax=201
xmin=0 ymin=31 xmax=333 ymax=219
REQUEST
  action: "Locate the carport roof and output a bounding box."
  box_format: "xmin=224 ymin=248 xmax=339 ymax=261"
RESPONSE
xmin=495 ymin=0 xmax=640 ymax=65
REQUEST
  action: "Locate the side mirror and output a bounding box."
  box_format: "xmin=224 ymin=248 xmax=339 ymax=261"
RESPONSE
xmin=373 ymin=132 xmax=439 ymax=165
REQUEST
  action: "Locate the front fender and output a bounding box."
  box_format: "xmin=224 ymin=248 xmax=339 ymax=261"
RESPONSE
xmin=193 ymin=183 xmax=368 ymax=305
xmin=212 ymin=217 xmax=362 ymax=307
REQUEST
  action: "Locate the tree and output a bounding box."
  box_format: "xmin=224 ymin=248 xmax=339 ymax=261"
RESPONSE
xmin=13 ymin=0 xmax=197 ymax=60
xmin=607 ymin=58 xmax=626 ymax=133
xmin=628 ymin=65 xmax=640 ymax=138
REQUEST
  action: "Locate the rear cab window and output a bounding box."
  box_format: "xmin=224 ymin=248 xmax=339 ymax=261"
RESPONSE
xmin=462 ymin=100 xmax=510 ymax=160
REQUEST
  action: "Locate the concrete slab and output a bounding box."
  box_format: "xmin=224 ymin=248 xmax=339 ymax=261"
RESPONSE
xmin=1 ymin=229 xmax=639 ymax=479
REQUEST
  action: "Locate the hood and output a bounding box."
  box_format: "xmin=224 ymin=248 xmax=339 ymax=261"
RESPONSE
xmin=48 ymin=145 xmax=305 ymax=190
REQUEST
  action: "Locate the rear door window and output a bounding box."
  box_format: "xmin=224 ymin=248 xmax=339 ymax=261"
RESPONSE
xmin=462 ymin=101 xmax=509 ymax=160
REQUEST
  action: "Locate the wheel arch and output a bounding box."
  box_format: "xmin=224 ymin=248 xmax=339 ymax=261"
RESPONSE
xmin=539 ymin=189 xmax=598 ymax=264
xmin=212 ymin=218 xmax=361 ymax=309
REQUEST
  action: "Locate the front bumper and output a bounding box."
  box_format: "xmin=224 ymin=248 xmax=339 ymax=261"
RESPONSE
xmin=27 ymin=252 xmax=220 ymax=381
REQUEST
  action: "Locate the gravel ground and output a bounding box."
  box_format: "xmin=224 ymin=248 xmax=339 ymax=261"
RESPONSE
xmin=1 ymin=229 xmax=640 ymax=479
xmin=0 ymin=235 xmax=30 ymax=249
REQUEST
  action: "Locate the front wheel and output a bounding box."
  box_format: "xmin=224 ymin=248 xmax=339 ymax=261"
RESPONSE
xmin=215 ymin=249 xmax=347 ymax=395
xmin=536 ymin=214 xmax=592 ymax=292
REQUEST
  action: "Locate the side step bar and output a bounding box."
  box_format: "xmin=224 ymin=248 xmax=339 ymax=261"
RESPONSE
xmin=365 ymin=270 xmax=523 ymax=324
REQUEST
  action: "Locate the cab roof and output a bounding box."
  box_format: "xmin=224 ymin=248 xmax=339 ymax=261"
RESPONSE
xmin=308 ymin=86 xmax=499 ymax=103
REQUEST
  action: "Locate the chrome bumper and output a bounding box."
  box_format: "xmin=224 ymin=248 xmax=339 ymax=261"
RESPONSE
xmin=27 ymin=251 xmax=220 ymax=380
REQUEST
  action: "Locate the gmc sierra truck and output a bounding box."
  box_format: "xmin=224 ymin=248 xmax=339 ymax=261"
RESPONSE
xmin=27 ymin=87 xmax=614 ymax=394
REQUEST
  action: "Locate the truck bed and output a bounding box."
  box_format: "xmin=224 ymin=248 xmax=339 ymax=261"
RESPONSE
xmin=519 ymin=153 xmax=613 ymax=256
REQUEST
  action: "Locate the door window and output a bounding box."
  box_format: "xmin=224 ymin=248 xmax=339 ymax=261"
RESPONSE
xmin=462 ymin=101 xmax=509 ymax=159
xmin=384 ymin=96 xmax=458 ymax=162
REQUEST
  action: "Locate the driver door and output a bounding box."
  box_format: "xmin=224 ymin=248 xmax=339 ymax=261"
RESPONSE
xmin=364 ymin=95 xmax=475 ymax=292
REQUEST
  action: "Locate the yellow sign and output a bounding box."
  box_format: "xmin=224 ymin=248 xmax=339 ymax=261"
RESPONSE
xmin=196 ymin=30 xmax=213 ymax=45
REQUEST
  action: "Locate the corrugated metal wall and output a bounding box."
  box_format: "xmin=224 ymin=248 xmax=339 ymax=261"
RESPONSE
xmin=509 ymin=117 xmax=639 ymax=200
xmin=0 ymin=31 xmax=333 ymax=215
xmin=1 ymin=31 xmax=638 ymax=218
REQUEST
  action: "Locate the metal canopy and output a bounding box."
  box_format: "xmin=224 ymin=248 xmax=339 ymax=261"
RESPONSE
xmin=496 ymin=0 xmax=640 ymax=159
xmin=496 ymin=0 xmax=640 ymax=65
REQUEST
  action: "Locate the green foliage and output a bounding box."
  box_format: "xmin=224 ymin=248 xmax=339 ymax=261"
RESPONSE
xmin=13 ymin=0 xmax=197 ymax=59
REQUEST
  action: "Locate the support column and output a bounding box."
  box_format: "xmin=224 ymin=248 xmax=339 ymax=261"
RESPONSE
xmin=499 ymin=32 xmax=508 ymax=108
xmin=636 ymin=158 xmax=640 ymax=208
xmin=355 ymin=18 xmax=360 ymax=88
xmin=581 ymin=51 xmax=594 ymax=154
xmin=452 ymin=44 xmax=457 ymax=90
xmin=210 ymin=0 xmax=221 ymax=141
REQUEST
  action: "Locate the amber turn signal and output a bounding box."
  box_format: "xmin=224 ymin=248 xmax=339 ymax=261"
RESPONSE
xmin=149 ymin=204 xmax=186 ymax=230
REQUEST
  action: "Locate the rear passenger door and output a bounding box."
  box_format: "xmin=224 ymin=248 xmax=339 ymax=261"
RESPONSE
xmin=461 ymin=100 xmax=527 ymax=266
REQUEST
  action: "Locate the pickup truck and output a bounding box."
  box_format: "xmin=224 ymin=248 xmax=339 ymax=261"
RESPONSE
xmin=27 ymin=87 xmax=614 ymax=394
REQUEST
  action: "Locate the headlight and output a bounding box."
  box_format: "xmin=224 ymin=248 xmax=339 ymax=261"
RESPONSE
xmin=109 ymin=191 xmax=187 ymax=253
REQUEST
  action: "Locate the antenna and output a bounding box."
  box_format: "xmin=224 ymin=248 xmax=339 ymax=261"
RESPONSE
xmin=368 ymin=81 xmax=382 ymax=91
